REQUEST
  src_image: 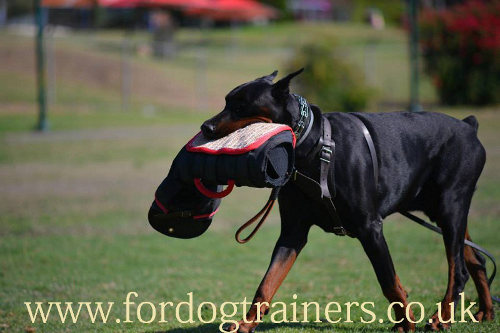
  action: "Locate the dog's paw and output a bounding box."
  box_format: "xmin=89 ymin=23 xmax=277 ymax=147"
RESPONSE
xmin=222 ymin=321 xmax=257 ymax=333
xmin=391 ymin=320 xmax=415 ymax=332
xmin=425 ymin=317 xmax=451 ymax=331
xmin=474 ymin=308 xmax=494 ymax=322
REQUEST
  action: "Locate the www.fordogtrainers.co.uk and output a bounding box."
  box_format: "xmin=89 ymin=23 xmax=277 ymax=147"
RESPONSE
xmin=24 ymin=291 xmax=478 ymax=332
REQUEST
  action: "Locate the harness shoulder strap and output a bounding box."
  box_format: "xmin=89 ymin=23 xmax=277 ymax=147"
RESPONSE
xmin=348 ymin=114 xmax=379 ymax=195
xmin=320 ymin=116 xmax=334 ymax=199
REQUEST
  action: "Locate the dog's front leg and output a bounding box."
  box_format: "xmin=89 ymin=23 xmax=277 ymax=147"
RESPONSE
xmin=228 ymin=188 xmax=311 ymax=333
xmin=231 ymin=237 xmax=308 ymax=332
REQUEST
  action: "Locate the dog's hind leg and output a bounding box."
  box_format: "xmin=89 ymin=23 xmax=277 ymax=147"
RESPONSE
xmin=426 ymin=194 xmax=471 ymax=331
xmin=424 ymin=131 xmax=486 ymax=330
xmin=464 ymin=228 xmax=494 ymax=321
xmin=358 ymin=221 xmax=415 ymax=332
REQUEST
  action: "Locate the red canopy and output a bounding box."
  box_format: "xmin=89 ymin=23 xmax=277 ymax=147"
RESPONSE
xmin=43 ymin=0 xmax=204 ymax=8
xmin=140 ymin=0 xmax=193 ymax=7
xmin=100 ymin=0 xmax=194 ymax=8
xmin=99 ymin=0 xmax=140 ymax=8
xmin=186 ymin=0 xmax=278 ymax=22
xmin=42 ymin=0 xmax=278 ymax=22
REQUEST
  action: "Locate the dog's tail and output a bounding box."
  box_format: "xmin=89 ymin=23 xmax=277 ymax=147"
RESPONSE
xmin=462 ymin=115 xmax=479 ymax=132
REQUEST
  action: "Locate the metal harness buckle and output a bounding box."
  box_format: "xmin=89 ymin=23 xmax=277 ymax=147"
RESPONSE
xmin=320 ymin=145 xmax=332 ymax=163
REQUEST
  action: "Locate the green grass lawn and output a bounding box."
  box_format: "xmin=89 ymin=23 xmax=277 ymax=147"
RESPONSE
xmin=1 ymin=107 xmax=499 ymax=332
xmin=0 ymin=22 xmax=499 ymax=332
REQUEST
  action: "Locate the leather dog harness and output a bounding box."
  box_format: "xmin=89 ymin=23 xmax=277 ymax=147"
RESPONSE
xmin=291 ymin=114 xmax=347 ymax=236
xmin=236 ymin=95 xmax=347 ymax=241
xmin=291 ymin=94 xmax=347 ymax=236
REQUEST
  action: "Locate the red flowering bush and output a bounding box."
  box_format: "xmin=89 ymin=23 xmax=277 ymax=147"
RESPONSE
xmin=420 ymin=0 xmax=500 ymax=105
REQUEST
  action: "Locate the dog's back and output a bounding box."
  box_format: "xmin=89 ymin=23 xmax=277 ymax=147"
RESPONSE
xmin=327 ymin=111 xmax=486 ymax=218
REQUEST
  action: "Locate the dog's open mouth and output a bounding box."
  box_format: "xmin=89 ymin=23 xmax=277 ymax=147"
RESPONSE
xmin=203 ymin=117 xmax=273 ymax=140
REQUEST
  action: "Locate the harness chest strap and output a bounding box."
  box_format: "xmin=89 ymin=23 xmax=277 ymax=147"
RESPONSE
xmin=233 ymin=110 xmax=346 ymax=242
xmin=293 ymin=116 xmax=347 ymax=236
xmin=292 ymin=114 xmax=380 ymax=236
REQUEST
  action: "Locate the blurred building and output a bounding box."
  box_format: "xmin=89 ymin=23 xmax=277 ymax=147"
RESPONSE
xmin=287 ymin=0 xmax=387 ymax=23
xmin=288 ymin=0 xmax=333 ymax=21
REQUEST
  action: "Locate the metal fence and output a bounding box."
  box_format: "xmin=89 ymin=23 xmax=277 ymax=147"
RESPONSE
xmin=2 ymin=23 xmax=436 ymax=124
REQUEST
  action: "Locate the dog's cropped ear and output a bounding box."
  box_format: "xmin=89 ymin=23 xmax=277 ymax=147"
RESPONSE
xmin=257 ymin=70 xmax=278 ymax=82
xmin=272 ymin=68 xmax=304 ymax=101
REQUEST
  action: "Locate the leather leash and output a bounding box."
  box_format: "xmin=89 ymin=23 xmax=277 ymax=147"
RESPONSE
xmin=400 ymin=211 xmax=499 ymax=302
xmin=349 ymin=113 xmax=499 ymax=303
xmin=235 ymin=187 xmax=280 ymax=244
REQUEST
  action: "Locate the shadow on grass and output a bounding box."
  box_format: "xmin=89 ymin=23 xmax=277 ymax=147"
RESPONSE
xmin=152 ymin=321 xmax=393 ymax=332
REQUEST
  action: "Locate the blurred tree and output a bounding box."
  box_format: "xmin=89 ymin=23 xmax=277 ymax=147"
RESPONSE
xmin=260 ymin=0 xmax=292 ymax=20
xmin=285 ymin=41 xmax=375 ymax=112
xmin=420 ymin=0 xmax=500 ymax=105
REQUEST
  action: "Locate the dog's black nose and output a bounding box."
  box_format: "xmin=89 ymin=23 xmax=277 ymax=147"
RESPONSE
xmin=201 ymin=122 xmax=215 ymax=137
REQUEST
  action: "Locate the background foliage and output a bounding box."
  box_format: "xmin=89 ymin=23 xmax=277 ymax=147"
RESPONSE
xmin=420 ymin=0 xmax=500 ymax=106
xmin=286 ymin=41 xmax=374 ymax=112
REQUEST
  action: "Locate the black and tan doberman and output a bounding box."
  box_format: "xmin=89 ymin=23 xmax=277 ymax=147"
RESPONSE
xmin=199 ymin=70 xmax=493 ymax=332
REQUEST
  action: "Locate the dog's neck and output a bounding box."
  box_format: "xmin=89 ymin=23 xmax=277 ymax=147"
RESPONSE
xmin=287 ymin=95 xmax=323 ymax=163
